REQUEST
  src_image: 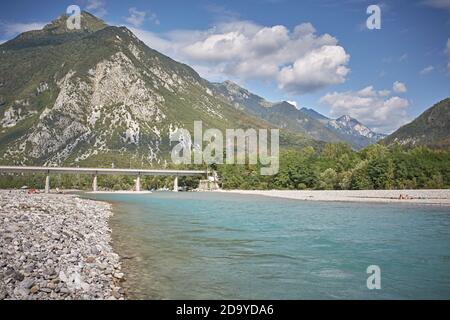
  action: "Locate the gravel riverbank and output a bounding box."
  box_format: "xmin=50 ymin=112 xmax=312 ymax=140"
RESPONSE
xmin=0 ymin=190 xmax=125 ymax=300
xmin=218 ymin=189 xmax=450 ymax=206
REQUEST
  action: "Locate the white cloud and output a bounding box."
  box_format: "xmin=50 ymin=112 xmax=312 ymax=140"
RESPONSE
xmin=320 ymin=85 xmax=410 ymax=133
xmin=393 ymin=81 xmax=407 ymax=93
xmin=0 ymin=22 xmax=47 ymax=37
xmin=129 ymin=20 xmax=350 ymax=94
xmin=126 ymin=8 xmax=146 ymax=27
xmin=126 ymin=7 xmax=159 ymax=27
xmin=86 ymin=0 xmax=107 ymax=18
xmin=420 ymin=65 xmax=435 ymax=75
xmin=422 ymin=0 xmax=450 ymax=10
xmin=278 ymin=45 xmax=350 ymax=94
xmin=287 ymin=100 xmax=298 ymax=107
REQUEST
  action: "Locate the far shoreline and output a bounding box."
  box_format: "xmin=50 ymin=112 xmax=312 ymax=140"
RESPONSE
xmin=215 ymin=189 xmax=450 ymax=207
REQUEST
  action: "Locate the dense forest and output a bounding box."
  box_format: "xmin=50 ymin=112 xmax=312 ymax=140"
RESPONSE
xmin=217 ymin=143 xmax=450 ymax=190
xmin=0 ymin=143 xmax=449 ymax=190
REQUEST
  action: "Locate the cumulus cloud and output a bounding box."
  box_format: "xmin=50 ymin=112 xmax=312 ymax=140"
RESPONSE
xmin=126 ymin=7 xmax=159 ymax=27
xmin=86 ymin=0 xmax=107 ymax=18
xmin=320 ymin=86 xmax=410 ymax=133
xmin=420 ymin=65 xmax=435 ymax=75
xmin=278 ymin=45 xmax=350 ymax=94
xmin=393 ymin=81 xmax=407 ymax=93
xmin=129 ymin=20 xmax=350 ymax=94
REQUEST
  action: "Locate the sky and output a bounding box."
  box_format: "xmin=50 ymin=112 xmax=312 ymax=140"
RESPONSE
xmin=0 ymin=0 xmax=449 ymax=133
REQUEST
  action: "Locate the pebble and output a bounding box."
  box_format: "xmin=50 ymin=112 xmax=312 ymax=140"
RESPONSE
xmin=0 ymin=191 xmax=125 ymax=300
xmin=19 ymin=278 xmax=34 ymax=289
xmin=113 ymin=273 xmax=124 ymax=280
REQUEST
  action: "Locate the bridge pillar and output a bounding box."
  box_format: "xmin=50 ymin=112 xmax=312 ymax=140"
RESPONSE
xmin=173 ymin=176 xmax=178 ymax=192
xmin=135 ymin=175 xmax=141 ymax=192
xmin=92 ymin=175 xmax=98 ymax=192
xmin=45 ymin=175 xmax=50 ymax=194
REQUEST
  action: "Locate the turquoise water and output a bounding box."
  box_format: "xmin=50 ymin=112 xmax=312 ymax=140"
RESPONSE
xmin=85 ymin=192 xmax=450 ymax=299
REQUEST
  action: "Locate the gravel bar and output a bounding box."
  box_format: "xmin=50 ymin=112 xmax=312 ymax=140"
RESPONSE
xmin=218 ymin=189 xmax=450 ymax=206
xmin=0 ymin=190 xmax=125 ymax=300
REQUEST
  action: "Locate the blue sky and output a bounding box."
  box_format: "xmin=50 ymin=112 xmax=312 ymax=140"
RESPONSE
xmin=0 ymin=0 xmax=449 ymax=133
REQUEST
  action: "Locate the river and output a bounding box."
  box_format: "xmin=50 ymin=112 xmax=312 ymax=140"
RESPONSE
xmin=85 ymin=192 xmax=450 ymax=299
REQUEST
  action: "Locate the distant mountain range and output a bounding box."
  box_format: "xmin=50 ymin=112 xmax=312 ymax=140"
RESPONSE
xmin=382 ymin=98 xmax=450 ymax=150
xmin=1 ymin=12 xmax=446 ymax=168
xmin=212 ymin=80 xmax=386 ymax=149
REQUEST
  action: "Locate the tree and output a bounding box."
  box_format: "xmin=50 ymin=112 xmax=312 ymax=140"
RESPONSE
xmin=318 ymin=168 xmax=338 ymax=190
xmin=368 ymin=157 xmax=395 ymax=189
xmin=350 ymin=160 xmax=373 ymax=190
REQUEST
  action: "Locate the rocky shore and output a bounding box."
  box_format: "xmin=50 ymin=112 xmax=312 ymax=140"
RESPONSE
xmin=0 ymin=190 xmax=125 ymax=300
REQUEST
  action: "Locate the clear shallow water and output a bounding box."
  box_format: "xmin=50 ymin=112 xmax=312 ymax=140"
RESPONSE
xmin=84 ymin=192 xmax=450 ymax=299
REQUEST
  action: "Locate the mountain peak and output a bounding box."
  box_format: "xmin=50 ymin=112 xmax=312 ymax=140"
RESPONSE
xmin=278 ymin=101 xmax=297 ymax=109
xmin=43 ymin=11 xmax=108 ymax=34
xmin=300 ymin=107 xmax=329 ymax=122
xmin=221 ymin=80 xmax=247 ymax=92
xmin=336 ymin=115 xmax=357 ymax=123
xmin=223 ymin=80 xmax=238 ymax=86
xmin=330 ymin=115 xmax=385 ymax=141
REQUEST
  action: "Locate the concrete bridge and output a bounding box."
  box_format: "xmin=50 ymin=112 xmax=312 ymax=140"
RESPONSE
xmin=0 ymin=166 xmax=207 ymax=193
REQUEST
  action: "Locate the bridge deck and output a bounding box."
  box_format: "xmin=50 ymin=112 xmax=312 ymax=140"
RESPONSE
xmin=0 ymin=166 xmax=206 ymax=176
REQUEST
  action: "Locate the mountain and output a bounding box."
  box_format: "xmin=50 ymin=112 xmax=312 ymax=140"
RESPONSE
xmin=382 ymin=98 xmax=450 ymax=150
xmin=328 ymin=115 xmax=386 ymax=143
xmin=212 ymin=81 xmax=385 ymax=149
xmin=299 ymin=108 xmax=385 ymax=144
xmin=300 ymin=107 xmax=329 ymax=123
xmin=212 ymin=81 xmax=352 ymax=144
xmin=0 ymin=12 xmax=318 ymax=167
xmin=212 ymin=80 xmax=273 ymax=115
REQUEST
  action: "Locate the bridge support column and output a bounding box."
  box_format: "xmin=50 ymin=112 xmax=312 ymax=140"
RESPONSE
xmin=173 ymin=176 xmax=178 ymax=192
xmin=135 ymin=175 xmax=141 ymax=192
xmin=45 ymin=175 xmax=50 ymax=194
xmin=92 ymin=175 xmax=98 ymax=192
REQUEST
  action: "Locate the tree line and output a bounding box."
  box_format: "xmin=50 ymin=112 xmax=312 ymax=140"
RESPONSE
xmin=0 ymin=143 xmax=449 ymax=190
xmin=216 ymin=143 xmax=450 ymax=190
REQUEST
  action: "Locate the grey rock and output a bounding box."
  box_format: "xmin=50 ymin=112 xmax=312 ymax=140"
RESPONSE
xmin=20 ymin=278 xmax=35 ymax=289
xmin=13 ymin=271 xmax=25 ymax=282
